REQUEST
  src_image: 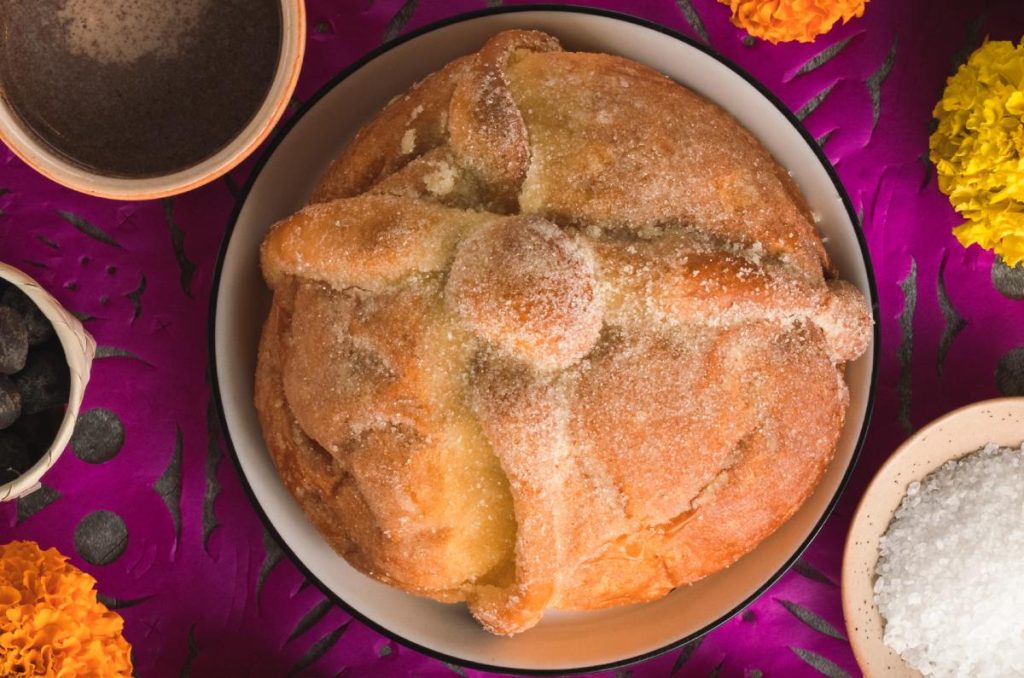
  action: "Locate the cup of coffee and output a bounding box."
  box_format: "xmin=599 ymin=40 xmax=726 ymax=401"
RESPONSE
xmin=0 ymin=0 xmax=305 ymax=200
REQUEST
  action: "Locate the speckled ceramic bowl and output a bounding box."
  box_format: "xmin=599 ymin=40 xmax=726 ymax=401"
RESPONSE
xmin=0 ymin=263 xmax=95 ymax=501
xmin=842 ymin=397 xmax=1024 ymax=677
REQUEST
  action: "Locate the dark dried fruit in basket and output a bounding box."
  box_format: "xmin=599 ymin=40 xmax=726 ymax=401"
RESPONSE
xmin=0 ymin=431 xmax=33 ymax=485
xmin=0 ymin=305 xmax=28 ymax=374
xmin=1 ymin=286 xmax=54 ymax=346
xmin=13 ymin=342 xmax=70 ymax=415
xmin=0 ymin=375 xmax=21 ymax=429
xmin=11 ymin=408 xmax=63 ymax=458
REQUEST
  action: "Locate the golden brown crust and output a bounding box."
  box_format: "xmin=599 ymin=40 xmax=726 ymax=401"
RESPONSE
xmin=309 ymin=56 xmax=474 ymax=203
xmin=255 ymin=30 xmax=872 ymax=635
xmin=506 ymin=51 xmax=829 ymax=275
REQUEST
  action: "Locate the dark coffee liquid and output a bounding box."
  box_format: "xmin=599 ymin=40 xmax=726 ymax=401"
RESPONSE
xmin=0 ymin=0 xmax=282 ymax=178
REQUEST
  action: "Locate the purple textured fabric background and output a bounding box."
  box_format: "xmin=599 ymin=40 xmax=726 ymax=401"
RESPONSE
xmin=2 ymin=1 xmax=1024 ymax=676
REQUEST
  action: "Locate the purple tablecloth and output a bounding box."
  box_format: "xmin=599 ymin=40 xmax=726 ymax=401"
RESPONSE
xmin=2 ymin=1 xmax=1023 ymax=676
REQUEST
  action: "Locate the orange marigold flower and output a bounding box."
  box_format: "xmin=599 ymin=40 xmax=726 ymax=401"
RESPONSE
xmin=0 ymin=541 xmax=133 ymax=677
xmin=719 ymin=0 xmax=869 ymax=44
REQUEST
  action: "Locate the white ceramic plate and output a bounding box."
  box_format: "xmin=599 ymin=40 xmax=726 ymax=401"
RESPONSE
xmin=211 ymin=7 xmax=878 ymax=673
xmin=842 ymin=397 xmax=1024 ymax=677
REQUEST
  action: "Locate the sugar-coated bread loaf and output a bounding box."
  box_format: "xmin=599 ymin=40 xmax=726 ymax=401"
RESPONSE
xmin=255 ymin=30 xmax=872 ymax=635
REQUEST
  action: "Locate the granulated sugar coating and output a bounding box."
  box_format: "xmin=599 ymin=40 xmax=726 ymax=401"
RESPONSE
xmin=875 ymin=443 xmax=1024 ymax=677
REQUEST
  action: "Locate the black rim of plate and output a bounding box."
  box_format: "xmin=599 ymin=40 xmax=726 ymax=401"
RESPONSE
xmin=208 ymin=5 xmax=881 ymax=675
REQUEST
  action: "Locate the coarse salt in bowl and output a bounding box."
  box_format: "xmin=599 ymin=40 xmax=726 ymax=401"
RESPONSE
xmin=843 ymin=397 xmax=1024 ymax=678
xmin=876 ymin=443 xmax=1024 ymax=676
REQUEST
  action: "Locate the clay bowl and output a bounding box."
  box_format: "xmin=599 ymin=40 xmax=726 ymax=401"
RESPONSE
xmin=0 ymin=1 xmax=305 ymax=200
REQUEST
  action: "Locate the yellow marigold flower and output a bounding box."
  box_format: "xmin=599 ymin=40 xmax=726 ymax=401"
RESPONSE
xmin=719 ymin=0 xmax=868 ymax=44
xmin=930 ymin=40 xmax=1024 ymax=266
xmin=0 ymin=541 xmax=132 ymax=677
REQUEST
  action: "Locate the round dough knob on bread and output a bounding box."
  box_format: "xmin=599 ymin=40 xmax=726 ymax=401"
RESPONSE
xmin=446 ymin=215 xmax=603 ymax=371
